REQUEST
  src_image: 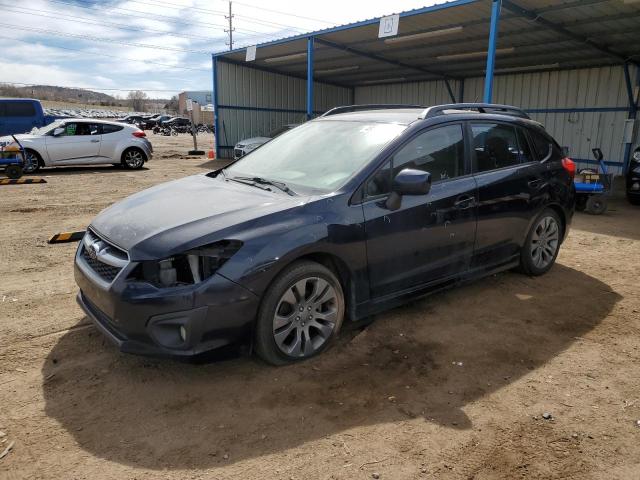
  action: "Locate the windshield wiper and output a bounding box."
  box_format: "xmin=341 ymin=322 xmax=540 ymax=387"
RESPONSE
xmin=232 ymin=176 xmax=296 ymax=196
xmin=226 ymin=175 xmax=272 ymax=192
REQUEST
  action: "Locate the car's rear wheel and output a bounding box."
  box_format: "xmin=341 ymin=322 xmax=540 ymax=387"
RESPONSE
xmin=254 ymin=261 xmax=345 ymax=365
xmin=122 ymin=148 xmax=145 ymax=170
xmin=519 ymin=208 xmax=562 ymax=276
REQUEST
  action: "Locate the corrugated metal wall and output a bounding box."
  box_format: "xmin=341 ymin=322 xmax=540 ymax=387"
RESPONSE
xmin=354 ymin=80 xmax=460 ymax=106
xmin=216 ymin=60 xmax=352 ymax=157
xmin=355 ymin=66 xmax=637 ymax=175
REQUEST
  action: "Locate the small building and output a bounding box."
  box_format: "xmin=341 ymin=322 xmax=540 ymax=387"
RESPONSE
xmin=178 ymin=91 xmax=214 ymax=125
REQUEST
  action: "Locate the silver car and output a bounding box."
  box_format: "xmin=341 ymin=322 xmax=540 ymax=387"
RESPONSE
xmin=0 ymin=119 xmax=153 ymax=173
xmin=233 ymin=124 xmax=299 ymax=160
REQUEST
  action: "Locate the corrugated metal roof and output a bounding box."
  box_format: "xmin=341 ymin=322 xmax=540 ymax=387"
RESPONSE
xmin=213 ymin=0 xmax=640 ymax=87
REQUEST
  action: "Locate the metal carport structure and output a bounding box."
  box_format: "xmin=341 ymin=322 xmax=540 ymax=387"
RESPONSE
xmin=211 ymin=0 xmax=640 ymax=174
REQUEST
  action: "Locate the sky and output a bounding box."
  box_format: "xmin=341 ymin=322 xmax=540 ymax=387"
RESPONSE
xmin=0 ymin=0 xmax=442 ymax=99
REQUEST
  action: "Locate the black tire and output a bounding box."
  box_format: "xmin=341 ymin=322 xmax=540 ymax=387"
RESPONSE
xmin=254 ymin=261 xmax=345 ymax=366
xmin=585 ymin=195 xmax=607 ymax=215
xmin=23 ymin=150 xmax=41 ymax=174
xmin=519 ymin=208 xmax=563 ymax=277
xmin=121 ymin=148 xmax=146 ymax=170
xmin=5 ymin=164 xmax=22 ymax=179
xmin=626 ymin=193 xmax=640 ymax=206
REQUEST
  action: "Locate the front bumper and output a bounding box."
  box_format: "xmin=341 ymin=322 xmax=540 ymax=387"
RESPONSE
xmin=74 ymin=244 xmax=259 ymax=357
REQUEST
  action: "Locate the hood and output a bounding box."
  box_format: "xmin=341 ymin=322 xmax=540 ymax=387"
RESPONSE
xmin=236 ymin=136 xmax=270 ymax=147
xmin=90 ymin=174 xmax=308 ymax=259
xmin=0 ymin=133 xmax=40 ymax=145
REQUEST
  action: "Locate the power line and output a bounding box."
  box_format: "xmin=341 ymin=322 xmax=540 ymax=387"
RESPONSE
xmin=46 ymin=0 xmax=268 ymax=36
xmin=0 ymin=4 xmax=227 ymax=43
xmin=0 ymin=22 xmax=213 ymax=54
xmin=0 ymin=35 xmax=211 ymax=72
xmin=233 ymin=1 xmax=336 ymax=26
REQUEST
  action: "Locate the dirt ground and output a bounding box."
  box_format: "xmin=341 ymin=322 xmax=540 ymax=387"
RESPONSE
xmin=1 ymin=133 xmax=639 ymax=480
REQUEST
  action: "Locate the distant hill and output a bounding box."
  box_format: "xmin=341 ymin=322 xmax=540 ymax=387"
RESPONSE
xmin=0 ymin=84 xmax=120 ymax=105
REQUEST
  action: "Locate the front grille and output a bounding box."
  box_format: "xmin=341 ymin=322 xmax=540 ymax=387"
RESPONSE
xmin=82 ymin=248 xmax=122 ymax=282
xmin=80 ymin=229 xmax=128 ymax=283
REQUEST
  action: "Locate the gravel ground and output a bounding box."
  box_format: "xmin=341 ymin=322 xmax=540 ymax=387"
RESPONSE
xmin=1 ymin=133 xmax=639 ymax=479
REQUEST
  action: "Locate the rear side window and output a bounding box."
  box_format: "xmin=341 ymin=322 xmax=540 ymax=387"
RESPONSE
xmin=2 ymin=101 xmax=36 ymax=117
xmin=102 ymin=124 xmax=124 ymax=134
xmin=471 ymin=123 xmax=522 ymax=172
xmin=516 ymin=128 xmax=534 ymax=163
xmin=528 ymin=128 xmax=563 ymax=162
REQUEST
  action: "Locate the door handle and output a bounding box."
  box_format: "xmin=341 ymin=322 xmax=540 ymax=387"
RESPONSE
xmin=454 ymin=195 xmax=475 ymax=209
xmin=90 ymin=139 xmax=100 ymax=143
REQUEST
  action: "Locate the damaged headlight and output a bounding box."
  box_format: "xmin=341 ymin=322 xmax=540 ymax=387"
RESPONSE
xmin=129 ymin=240 xmax=243 ymax=288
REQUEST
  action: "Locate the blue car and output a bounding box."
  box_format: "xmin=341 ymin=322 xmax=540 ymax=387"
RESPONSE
xmin=74 ymin=103 xmax=576 ymax=365
xmin=0 ymin=98 xmax=50 ymax=137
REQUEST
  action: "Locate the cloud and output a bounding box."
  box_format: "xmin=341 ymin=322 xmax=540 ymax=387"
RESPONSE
xmin=1 ymin=0 xmax=441 ymax=97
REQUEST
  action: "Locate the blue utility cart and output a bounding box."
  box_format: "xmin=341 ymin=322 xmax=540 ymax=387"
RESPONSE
xmin=574 ymin=148 xmax=612 ymax=215
xmin=0 ymin=135 xmax=26 ymax=179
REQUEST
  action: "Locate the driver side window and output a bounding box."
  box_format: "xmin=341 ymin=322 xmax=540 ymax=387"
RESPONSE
xmin=364 ymin=124 xmax=465 ymax=198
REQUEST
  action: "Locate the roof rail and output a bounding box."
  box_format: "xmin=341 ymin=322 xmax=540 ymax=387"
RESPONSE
xmin=321 ymin=104 xmax=424 ymax=117
xmin=419 ymin=103 xmax=530 ymax=120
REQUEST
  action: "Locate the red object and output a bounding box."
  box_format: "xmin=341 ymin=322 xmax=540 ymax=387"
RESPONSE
xmin=561 ymin=157 xmax=575 ymax=179
xmin=132 ymin=131 xmax=146 ymax=138
xmin=208 ymin=149 xmax=215 ymax=159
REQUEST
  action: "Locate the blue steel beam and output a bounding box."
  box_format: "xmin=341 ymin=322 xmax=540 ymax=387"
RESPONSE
xmin=211 ymin=54 xmax=220 ymax=159
xmin=622 ymin=63 xmax=639 ymax=173
xmin=307 ymin=36 xmax=314 ymax=120
xmin=483 ymin=0 xmax=502 ymax=103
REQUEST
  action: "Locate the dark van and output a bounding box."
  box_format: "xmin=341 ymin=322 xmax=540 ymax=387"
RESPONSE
xmin=0 ymin=98 xmax=48 ymax=136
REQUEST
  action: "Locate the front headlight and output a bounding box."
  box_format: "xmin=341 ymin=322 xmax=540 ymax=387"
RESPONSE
xmin=633 ymin=148 xmax=640 ymax=162
xmin=129 ymin=240 xmax=242 ymax=288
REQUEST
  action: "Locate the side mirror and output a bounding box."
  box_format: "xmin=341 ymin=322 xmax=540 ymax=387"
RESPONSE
xmin=385 ymin=169 xmax=431 ymax=210
xmin=53 ymin=127 xmax=65 ymax=137
xmin=592 ymin=148 xmax=603 ymax=161
xmin=394 ymin=168 xmax=431 ymax=195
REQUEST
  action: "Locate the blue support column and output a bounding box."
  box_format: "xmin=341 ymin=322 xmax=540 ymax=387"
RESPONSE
xmin=307 ymin=36 xmax=314 ymax=120
xmin=483 ymin=0 xmax=502 ymax=103
xmin=622 ymin=63 xmax=639 ymax=174
xmin=212 ymin=54 xmax=220 ymax=158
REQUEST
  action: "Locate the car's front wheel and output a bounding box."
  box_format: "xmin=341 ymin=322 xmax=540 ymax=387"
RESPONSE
xmin=254 ymin=261 xmax=345 ymax=365
xmin=23 ymin=150 xmax=41 ymax=174
xmin=122 ymin=148 xmax=146 ymax=170
xmin=519 ymin=208 xmax=562 ymax=276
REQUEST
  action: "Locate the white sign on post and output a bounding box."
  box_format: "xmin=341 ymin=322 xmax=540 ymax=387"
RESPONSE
xmin=378 ymin=14 xmax=400 ymax=38
xmin=186 ymin=98 xmax=193 ymax=111
xmin=246 ymin=45 xmax=257 ymax=62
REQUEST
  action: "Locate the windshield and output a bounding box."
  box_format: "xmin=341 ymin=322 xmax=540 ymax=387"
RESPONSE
xmin=32 ymin=120 xmax=64 ymax=135
xmin=226 ymin=120 xmax=406 ymax=192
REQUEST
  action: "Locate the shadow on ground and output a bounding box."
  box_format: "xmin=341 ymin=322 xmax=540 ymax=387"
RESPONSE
xmin=42 ymin=264 xmax=619 ymax=470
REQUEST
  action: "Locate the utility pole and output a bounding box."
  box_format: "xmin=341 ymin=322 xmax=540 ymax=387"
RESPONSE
xmin=225 ymin=1 xmax=234 ymax=51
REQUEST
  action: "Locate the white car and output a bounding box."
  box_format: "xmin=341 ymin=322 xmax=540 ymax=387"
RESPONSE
xmin=233 ymin=124 xmax=299 ymax=160
xmin=0 ymin=119 xmax=153 ymax=173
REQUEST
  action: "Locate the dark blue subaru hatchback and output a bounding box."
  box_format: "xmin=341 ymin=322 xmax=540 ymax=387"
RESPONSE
xmin=75 ymin=103 xmax=576 ymax=365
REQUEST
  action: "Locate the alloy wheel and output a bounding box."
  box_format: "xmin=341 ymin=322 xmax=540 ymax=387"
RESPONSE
xmin=530 ymin=216 xmax=559 ymax=269
xmin=124 ymin=150 xmax=144 ymax=168
xmin=23 ymin=152 xmax=39 ymax=173
xmin=273 ymin=276 xmax=338 ymax=358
